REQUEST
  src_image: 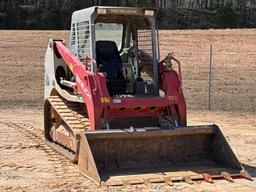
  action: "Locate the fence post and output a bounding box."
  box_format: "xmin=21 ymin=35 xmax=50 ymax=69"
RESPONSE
xmin=208 ymin=44 xmax=213 ymax=111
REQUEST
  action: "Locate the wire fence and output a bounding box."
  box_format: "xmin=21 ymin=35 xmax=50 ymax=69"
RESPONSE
xmin=159 ymin=30 xmax=256 ymax=112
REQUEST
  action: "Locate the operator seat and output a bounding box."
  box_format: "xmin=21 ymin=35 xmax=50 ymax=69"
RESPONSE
xmin=96 ymin=41 xmax=129 ymax=95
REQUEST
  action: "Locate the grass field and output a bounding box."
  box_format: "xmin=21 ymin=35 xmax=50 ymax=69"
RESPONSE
xmin=0 ymin=29 xmax=255 ymax=112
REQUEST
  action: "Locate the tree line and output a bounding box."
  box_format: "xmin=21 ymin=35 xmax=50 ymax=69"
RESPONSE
xmin=1 ymin=0 xmax=256 ymax=29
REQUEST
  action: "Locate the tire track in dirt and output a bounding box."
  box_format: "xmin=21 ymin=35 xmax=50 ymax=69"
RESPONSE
xmin=0 ymin=120 xmax=255 ymax=192
xmin=0 ymin=121 xmax=99 ymax=192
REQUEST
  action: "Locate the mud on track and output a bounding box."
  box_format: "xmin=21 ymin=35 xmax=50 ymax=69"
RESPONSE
xmin=0 ymin=109 xmax=256 ymax=192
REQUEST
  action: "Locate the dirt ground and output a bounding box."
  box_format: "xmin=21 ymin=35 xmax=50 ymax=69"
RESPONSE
xmin=0 ymin=109 xmax=255 ymax=192
xmin=0 ymin=29 xmax=255 ymax=191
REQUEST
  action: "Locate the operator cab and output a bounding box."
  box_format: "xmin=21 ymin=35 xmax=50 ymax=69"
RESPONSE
xmin=70 ymin=7 xmax=159 ymax=97
xmin=96 ymin=40 xmax=129 ymax=95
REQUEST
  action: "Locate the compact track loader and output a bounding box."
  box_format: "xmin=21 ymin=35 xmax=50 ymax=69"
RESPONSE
xmin=44 ymin=6 xmax=252 ymax=186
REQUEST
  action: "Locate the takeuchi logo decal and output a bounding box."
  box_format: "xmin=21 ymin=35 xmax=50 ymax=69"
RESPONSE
xmin=75 ymin=74 xmax=90 ymax=99
xmin=109 ymin=9 xmax=138 ymax=15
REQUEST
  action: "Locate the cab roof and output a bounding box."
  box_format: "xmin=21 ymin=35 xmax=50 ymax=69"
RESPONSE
xmin=71 ymin=6 xmax=156 ymax=23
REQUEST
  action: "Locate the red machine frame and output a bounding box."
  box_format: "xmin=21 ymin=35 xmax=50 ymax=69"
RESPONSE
xmin=55 ymin=41 xmax=187 ymax=130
